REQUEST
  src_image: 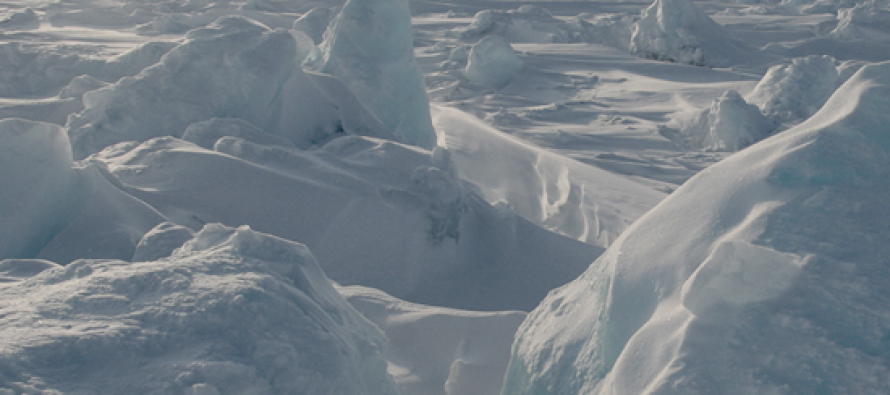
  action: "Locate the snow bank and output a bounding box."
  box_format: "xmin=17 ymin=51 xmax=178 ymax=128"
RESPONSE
xmin=630 ymin=0 xmax=750 ymax=67
xmin=0 ymin=223 xmax=399 ymax=395
xmin=465 ymin=36 xmax=523 ymax=89
xmin=319 ymin=0 xmax=437 ymax=149
xmin=67 ymin=16 xmax=391 ymax=159
xmin=666 ymin=90 xmax=774 ymax=151
xmin=503 ymin=61 xmax=890 ymax=394
xmin=339 ymin=285 xmax=526 ymax=395
xmin=93 ymin=135 xmax=598 ymax=311
xmin=747 ymin=55 xmax=858 ymax=124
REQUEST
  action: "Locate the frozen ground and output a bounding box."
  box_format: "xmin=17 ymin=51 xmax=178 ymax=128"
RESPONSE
xmin=1 ymin=0 xmax=889 ymax=393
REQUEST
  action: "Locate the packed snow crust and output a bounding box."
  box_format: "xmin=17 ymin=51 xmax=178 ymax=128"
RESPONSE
xmin=503 ymin=61 xmax=890 ymax=395
xmin=0 ymin=223 xmax=399 ymax=395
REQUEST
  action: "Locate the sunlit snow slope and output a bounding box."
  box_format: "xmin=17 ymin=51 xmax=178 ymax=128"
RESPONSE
xmin=503 ymin=61 xmax=890 ymax=395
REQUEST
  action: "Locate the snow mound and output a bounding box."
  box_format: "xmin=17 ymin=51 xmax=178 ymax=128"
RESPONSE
xmin=465 ymin=36 xmax=523 ymax=89
xmin=630 ymin=0 xmax=750 ymax=67
xmin=319 ymin=0 xmax=437 ymax=149
xmin=93 ymin=135 xmax=599 ymax=311
xmin=747 ymin=55 xmax=859 ymax=124
xmin=666 ymin=90 xmax=774 ymax=151
xmin=829 ymin=0 xmax=890 ymax=41
xmin=0 ymin=40 xmax=174 ymax=97
xmin=181 ymin=118 xmax=297 ymax=150
xmin=0 ymin=223 xmax=399 ymax=395
xmin=503 ymin=61 xmax=890 ymax=395
xmin=67 ymin=16 xmax=391 ymax=159
xmin=339 ymin=285 xmax=526 ymax=395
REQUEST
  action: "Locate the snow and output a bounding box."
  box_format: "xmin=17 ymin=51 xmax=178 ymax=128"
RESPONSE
xmin=0 ymin=223 xmax=399 ymax=394
xmin=464 ymin=36 xmax=523 ymax=89
xmin=3 ymin=0 xmax=890 ymax=393
xmin=665 ymin=89 xmax=774 ymax=151
xmin=503 ymin=61 xmax=890 ymax=395
xmin=630 ymin=0 xmax=752 ymax=67
xmin=319 ymin=0 xmax=437 ymax=149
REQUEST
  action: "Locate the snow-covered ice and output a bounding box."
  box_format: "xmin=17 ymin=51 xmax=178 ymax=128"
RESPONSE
xmin=464 ymin=36 xmax=523 ymax=89
xmin=503 ymin=61 xmax=890 ymax=395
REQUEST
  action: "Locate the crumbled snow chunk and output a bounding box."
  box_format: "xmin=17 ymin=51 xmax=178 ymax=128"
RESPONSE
xmin=666 ymin=90 xmax=774 ymax=151
xmin=465 ymin=36 xmax=523 ymax=89
xmin=131 ymin=222 xmax=195 ymax=261
xmin=182 ymin=118 xmax=297 ymax=150
xmin=747 ymin=55 xmax=858 ymax=124
xmin=319 ymin=0 xmax=437 ymax=149
xmin=0 ymin=223 xmax=400 ymax=394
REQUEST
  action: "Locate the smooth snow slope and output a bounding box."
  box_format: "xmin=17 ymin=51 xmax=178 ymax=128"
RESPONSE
xmin=503 ymin=61 xmax=890 ymax=395
xmin=0 ymin=223 xmax=398 ymax=395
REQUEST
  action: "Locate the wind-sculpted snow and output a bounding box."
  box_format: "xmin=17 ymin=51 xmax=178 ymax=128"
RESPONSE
xmin=503 ymin=61 xmax=890 ymax=395
xmin=93 ymin=135 xmax=598 ymax=311
xmin=0 ymin=223 xmax=399 ymax=395
xmin=67 ymin=16 xmax=395 ymax=159
xmin=339 ymin=285 xmax=526 ymax=395
xmin=319 ymin=0 xmax=437 ymax=149
xmin=465 ymin=36 xmax=523 ymax=89
xmin=630 ymin=0 xmax=751 ymax=67
xmin=829 ymin=0 xmax=890 ymax=41
xmin=665 ymin=90 xmax=774 ymax=151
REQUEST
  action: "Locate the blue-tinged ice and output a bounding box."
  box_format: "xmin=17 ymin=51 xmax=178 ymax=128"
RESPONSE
xmin=318 ymin=0 xmax=437 ymax=149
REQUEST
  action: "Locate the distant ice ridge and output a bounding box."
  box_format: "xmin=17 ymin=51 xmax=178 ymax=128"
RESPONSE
xmin=0 ymin=223 xmax=399 ymax=395
xmin=665 ymin=90 xmax=774 ymax=151
xmin=67 ymin=16 xmax=394 ymax=159
xmin=503 ymin=61 xmax=890 ymax=394
xmin=465 ymin=36 xmax=523 ymax=89
xmin=458 ymin=5 xmax=635 ymax=49
xmin=630 ymin=0 xmax=751 ymax=67
xmin=319 ymin=0 xmax=437 ymax=149
xmin=0 ymin=40 xmax=175 ymax=97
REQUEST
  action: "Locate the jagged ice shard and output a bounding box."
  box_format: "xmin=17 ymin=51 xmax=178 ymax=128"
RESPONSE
xmin=503 ymin=61 xmax=890 ymax=395
xmin=319 ymin=0 xmax=437 ymax=149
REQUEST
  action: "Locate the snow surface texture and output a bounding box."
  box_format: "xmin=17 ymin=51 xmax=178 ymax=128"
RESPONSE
xmin=0 ymin=223 xmax=399 ymax=394
xmin=67 ymin=16 xmax=397 ymax=159
xmin=319 ymin=0 xmax=437 ymax=149
xmin=464 ymin=36 xmax=523 ymax=89
xmin=503 ymin=61 xmax=890 ymax=395
xmin=339 ymin=285 xmax=526 ymax=395
xmin=630 ymin=0 xmax=751 ymax=67
xmin=666 ymin=90 xmax=774 ymax=151
xmin=93 ymin=135 xmax=598 ymax=311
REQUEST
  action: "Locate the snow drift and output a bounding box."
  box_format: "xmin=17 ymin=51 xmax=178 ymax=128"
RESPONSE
xmin=0 ymin=223 xmax=399 ymax=394
xmin=630 ymin=0 xmax=751 ymax=67
xmin=503 ymin=61 xmax=890 ymax=394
